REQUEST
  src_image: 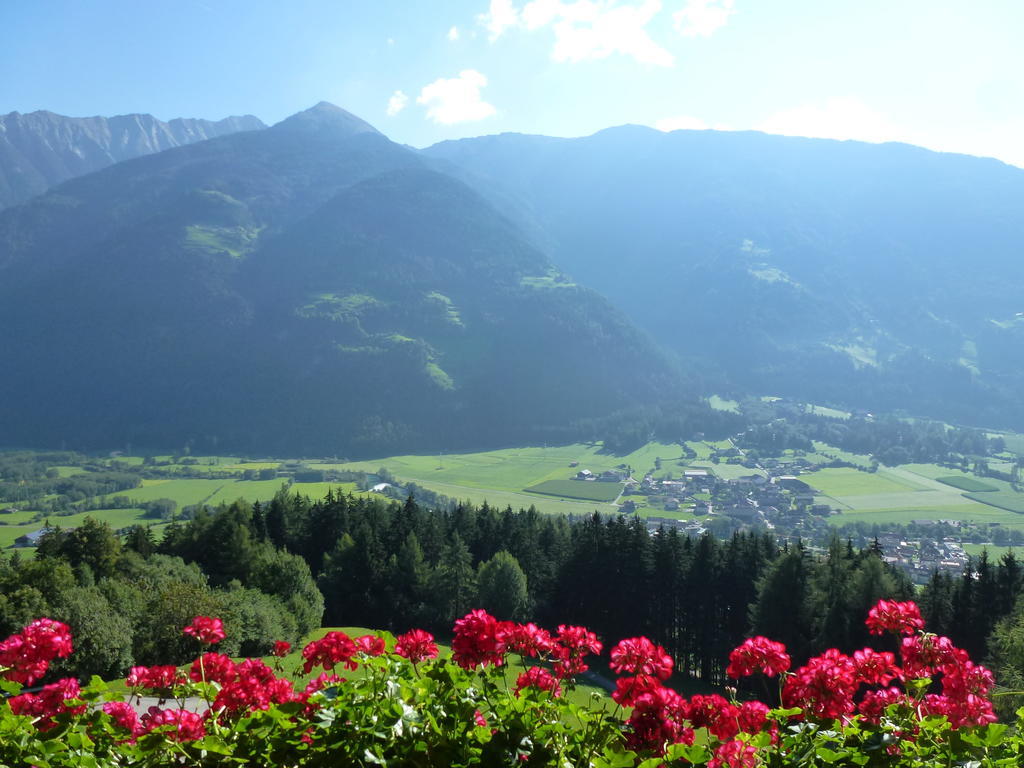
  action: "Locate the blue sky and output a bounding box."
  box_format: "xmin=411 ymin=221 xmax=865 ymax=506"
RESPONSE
xmin=3 ymin=0 xmax=1022 ymax=166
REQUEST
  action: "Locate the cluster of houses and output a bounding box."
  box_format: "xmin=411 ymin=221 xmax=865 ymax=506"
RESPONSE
xmin=874 ymin=531 xmax=970 ymax=584
xmin=574 ymin=468 xmax=629 ymax=482
xmin=617 ymin=462 xmax=838 ymax=534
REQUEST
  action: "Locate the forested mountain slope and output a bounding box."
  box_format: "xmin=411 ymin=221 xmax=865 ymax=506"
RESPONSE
xmin=0 ymin=109 xmax=265 ymax=209
xmin=0 ymin=104 xmax=682 ymax=455
xmin=426 ymin=128 xmax=1024 ymax=428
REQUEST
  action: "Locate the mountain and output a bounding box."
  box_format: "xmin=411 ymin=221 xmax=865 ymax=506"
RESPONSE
xmin=0 ymin=103 xmax=682 ymax=455
xmin=425 ymin=127 xmax=1024 ymax=429
xmin=0 ymin=109 xmax=265 ymax=210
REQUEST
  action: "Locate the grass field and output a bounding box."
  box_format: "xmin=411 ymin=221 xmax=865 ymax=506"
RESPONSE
xmin=309 ymin=442 xmax=683 ymax=507
xmin=402 ymin=479 xmax=618 ymax=516
xmin=105 ymin=479 xmax=227 ymax=507
xmin=962 ymin=543 xmax=1016 ymax=558
xmin=807 ymin=468 xmax=920 ymax=496
xmin=828 ymin=503 xmax=1024 ymax=529
xmin=202 ymin=480 xmax=290 ymax=506
xmin=805 ymin=404 xmax=852 ymax=420
xmin=689 ymin=462 xmax=758 ymax=481
xmin=936 ymin=476 xmax=999 ymax=492
xmin=965 ymin=492 xmax=1024 ymax=514
xmin=0 ymin=508 xmax=171 ymax=549
xmin=524 ymin=479 xmax=622 ymax=502
xmin=708 ymin=395 xmax=740 ymax=413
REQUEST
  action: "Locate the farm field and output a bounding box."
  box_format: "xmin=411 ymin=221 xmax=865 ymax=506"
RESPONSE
xmin=315 ymin=442 xmax=682 ymax=503
xmin=0 ymin=507 xmax=168 ymax=549
xmin=811 ymin=442 xmax=873 ymax=468
xmin=203 ymin=480 xmax=291 ymax=506
xmin=962 ymin=543 xmax=1016 ymax=558
xmin=805 ymin=404 xmax=851 ymax=419
xmin=105 ymin=478 xmax=227 ymax=507
xmin=807 ymin=467 xmax=922 ymax=496
xmin=828 ymin=503 xmax=1024 ymax=529
xmin=399 ymin=479 xmax=618 ymax=516
xmin=689 ymin=461 xmax=760 ymax=481
xmin=801 ymin=463 xmax=1024 ymax=529
xmin=707 ymin=395 xmax=740 ymax=413
xmin=936 ymin=476 xmax=999 ymax=492
xmin=965 ymin=492 xmax=1024 ymax=514
xmin=524 ymin=479 xmax=623 ymax=502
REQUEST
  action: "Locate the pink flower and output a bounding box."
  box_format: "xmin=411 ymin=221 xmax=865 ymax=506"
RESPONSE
xmin=505 ymin=623 xmax=555 ymax=657
xmin=612 ymin=674 xmax=662 ymax=707
xmin=272 ymin=641 xmax=292 ymax=657
xmin=354 ymin=634 xmax=386 ymax=657
xmin=782 ymin=649 xmax=857 ymax=721
xmin=865 ymin=600 xmax=924 ymax=636
xmin=0 ymin=618 xmax=74 ymax=685
xmin=514 ymin=666 xmax=562 ymax=698
xmin=552 ymin=624 xmax=602 ymax=679
xmin=726 ymin=636 xmax=791 ymax=678
xmin=126 ymin=664 xmax=183 ymax=690
xmin=852 ymin=648 xmax=899 ymax=686
xmin=104 ymin=701 xmax=144 ymax=737
xmin=183 ymin=616 xmax=226 ymax=644
xmin=302 ymin=631 xmax=358 ymax=674
xmin=395 ymin=629 xmax=439 ymax=664
xmin=610 ymin=637 xmax=674 ymax=680
xmin=141 ymin=707 xmax=206 ymax=742
xmin=708 ymin=739 xmax=758 ymax=768
xmin=189 ymin=652 xmax=237 ymax=685
xmin=452 ymin=610 xmax=507 ymax=670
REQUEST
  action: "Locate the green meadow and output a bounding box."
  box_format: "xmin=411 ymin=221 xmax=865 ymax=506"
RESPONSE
xmin=524 ymin=479 xmax=623 ymax=502
xmin=0 ymin=508 xmax=170 ymax=549
xmin=808 ymin=463 xmax=1024 ymax=529
xmin=936 ymin=476 xmax=1000 ymax=492
xmin=313 ymin=442 xmax=683 ymax=507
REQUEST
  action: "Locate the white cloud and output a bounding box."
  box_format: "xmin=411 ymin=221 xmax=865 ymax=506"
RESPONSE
xmin=482 ymin=0 xmax=673 ymax=66
xmin=479 ymin=0 xmax=520 ymax=41
xmin=655 ymin=115 xmax=708 ymax=131
xmin=673 ymin=0 xmax=735 ymax=38
xmin=417 ymin=70 xmax=497 ymax=124
xmin=387 ymin=37 xmax=395 ymax=46
xmin=756 ymin=98 xmax=900 ymax=144
xmin=448 ymin=25 xmax=460 ymax=40
xmin=386 ymin=90 xmax=409 ymax=117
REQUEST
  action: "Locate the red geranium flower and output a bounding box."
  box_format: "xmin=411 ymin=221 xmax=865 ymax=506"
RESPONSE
xmin=183 ymin=616 xmax=226 ymax=644
xmin=452 ymin=610 xmax=507 ymax=670
xmin=865 ymin=600 xmax=924 ymax=636
xmin=610 ymin=637 xmax=674 ymax=680
xmin=354 ymin=634 xmax=386 ymax=657
xmin=272 ymin=640 xmax=292 ymax=657
xmin=0 ymin=618 xmax=74 ymax=685
xmin=514 ymin=666 xmax=562 ymax=698
xmin=726 ymin=636 xmax=791 ymax=679
xmin=141 ymin=707 xmax=206 ymax=742
xmin=395 ymin=629 xmax=439 ymax=664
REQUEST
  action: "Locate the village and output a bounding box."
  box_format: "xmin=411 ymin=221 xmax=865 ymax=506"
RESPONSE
xmin=565 ymin=443 xmax=975 ymax=584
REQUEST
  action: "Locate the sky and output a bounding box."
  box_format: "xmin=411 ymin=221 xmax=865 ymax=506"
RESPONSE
xmin=2 ymin=0 xmax=1023 ymax=167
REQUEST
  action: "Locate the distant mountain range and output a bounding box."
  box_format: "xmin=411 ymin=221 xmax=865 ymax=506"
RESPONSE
xmin=0 ymin=109 xmax=265 ymax=209
xmin=3 ymin=101 xmax=1023 ymax=455
xmin=425 ymin=127 xmax=1024 ymax=429
xmin=0 ymin=103 xmax=681 ymax=454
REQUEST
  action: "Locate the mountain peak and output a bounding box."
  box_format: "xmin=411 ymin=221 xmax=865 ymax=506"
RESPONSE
xmin=272 ymin=102 xmax=380 ymax=137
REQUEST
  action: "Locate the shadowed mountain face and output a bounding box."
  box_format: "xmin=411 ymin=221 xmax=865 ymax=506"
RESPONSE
xmin=0 ymin=104 xmax=681 ymax=455
xmin=425 ymin=127 xmax=1024 ymax=428
xmin=0 ymin=109 xmax=266 ymax=210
